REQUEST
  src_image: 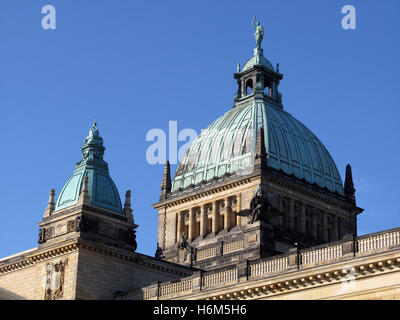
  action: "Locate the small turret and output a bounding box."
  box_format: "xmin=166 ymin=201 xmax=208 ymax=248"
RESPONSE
xmin=160 ymin=161 xmax=172 ymax=200
xmin=344 ymin=164 xmax=356 ymax=203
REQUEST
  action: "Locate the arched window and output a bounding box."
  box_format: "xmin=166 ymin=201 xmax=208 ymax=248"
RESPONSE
xmin=245 ymin=79 xmax=253 ymax=95
xmin=264 ymin=84 xmax=272 ymax=96
xmin=263 ymin=80 xmax=272 ymax=97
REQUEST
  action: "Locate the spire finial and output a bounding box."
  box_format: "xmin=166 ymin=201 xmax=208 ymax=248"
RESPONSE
xmin=344 ymin=164 xmax=356 ymax=203
xmin=123 ymin=190 xmax=134 ymax=223
xmin=254 ymin=127 xmax=267 ymax=168
xmin=43 ymin=189 xmax=55 ymax=218
xmin=77 ymin=121 xmax=107 ymax=171
xmin=160 ymin=160 xmax=172 ymax=200
xmin=78 ymin=175 xmax=90 ymax=204
xmin=89 ymin=120 xmax=99 ymax=137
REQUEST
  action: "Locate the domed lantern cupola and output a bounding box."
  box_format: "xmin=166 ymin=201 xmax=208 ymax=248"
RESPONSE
xmin=54 ymin=121 xmax=123 ymax=213
xmin=234 ymin=15 xmax=283 ymax=108
xmin=39 ymin=122 xmax=137 ymax=252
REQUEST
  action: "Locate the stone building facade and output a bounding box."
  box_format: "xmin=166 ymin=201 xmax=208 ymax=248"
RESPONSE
xmin=0 ymin=21 xmax=399 ymax=300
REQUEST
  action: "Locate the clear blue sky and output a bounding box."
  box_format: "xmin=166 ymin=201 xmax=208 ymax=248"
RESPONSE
xmin=0 ymin=0 xmax=399 ymax=258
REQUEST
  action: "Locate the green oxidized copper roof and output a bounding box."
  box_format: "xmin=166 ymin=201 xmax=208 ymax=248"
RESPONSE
xmin=242 ymin=48 xmax=274 ymax=72
xmin=172 ymin=101 xmax=344 ymax=195
xmin=55 ymin=122 xmax=123 ymax=213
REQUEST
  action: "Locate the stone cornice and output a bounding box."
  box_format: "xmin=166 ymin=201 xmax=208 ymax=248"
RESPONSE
xmin=0 ymin=239 xmax=194 ymax=278
xmin=264 ymin=168 xmax=362 ymax=213
xmin=76 ymin=240 xmax=195 ymax=277
xmin=153 ymin=175 xmax=256 ymax=210
xmin=153 ymin=167 xmax=361 ymax=214
xmin=0 ymin=241 xmax=79 ymax=275
xmin=41 ymin=203 xmax=127 ymax=226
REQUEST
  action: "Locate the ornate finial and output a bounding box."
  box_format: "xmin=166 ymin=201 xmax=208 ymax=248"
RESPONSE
xmin=344 ymin=164 xmax=356 ymax=203
xmin=254 ymin=127 xmax=267 ymax=168
xmin=252 ymin=15 xmax=264 ymax=51
xmin=78 ymin=176 xmax=90 ymax=204
xmin=236 ymin=62 xmax=241 ymax=73
xmin=123 ymin=190 xmax=134 ymax=223
xmin=160 ymin=161 xmax=172 ymax=201
xmin=77 ymin=122 xmax=107 ymax=171
xmin=124 ymin=190 xmax=132 ymax=208
xmin=276 ymin=63 xmax=280 ymax=73
xmin=89 ymin=120 xmax=99 ymax=137
xmin=43 ymin=189 xmax=56 ymax=218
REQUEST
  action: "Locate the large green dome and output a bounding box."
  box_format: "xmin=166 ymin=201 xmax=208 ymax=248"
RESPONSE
xmin=172 ymin=101 xmax=344 ymax=195
xmin=55 ymin=122 xmax=122 ymax=213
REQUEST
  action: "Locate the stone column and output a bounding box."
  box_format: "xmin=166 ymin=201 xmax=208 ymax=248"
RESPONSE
xmin=311 ymin=208 xmax=318 ymax=239
xmin=333 ymin=215 xmax=339 ymax=241
xmin=224 ymin=198 xmax=230 ymax=230
xmin=299 ymin=203 xmax=306 ymax=234
xmin=236 ymin=194 xmax=241 ymax=226
xmin=278 ymin=194 xmax=284 ymax=233
xmin=189 ymin=208 xmax=195 ymax=240
xmin=289 ymin=199 xmax=295 ymax=234
xmin=212 ymin=201 xmax=219 ymax=233
xmin=177 ymin=211 xmax=184 ymax=241
xmin=322 ymin=212 xmax=329 ymax=242
xmin=200 ymin=205 xmax=207 ymax=237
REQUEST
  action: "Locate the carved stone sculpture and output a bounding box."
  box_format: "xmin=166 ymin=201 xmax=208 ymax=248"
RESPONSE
xmin=44 ymin=258 xmax=68 ymax=300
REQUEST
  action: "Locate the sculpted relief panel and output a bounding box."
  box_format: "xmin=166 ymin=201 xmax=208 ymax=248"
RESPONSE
xmin=44 ymin=258 xmax=68 ymax=300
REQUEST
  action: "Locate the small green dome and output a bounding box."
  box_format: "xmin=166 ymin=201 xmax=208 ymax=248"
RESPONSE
xmin=242 ymin=48 xmax=274 ymax=72
xmin=55 ymin=122 xmax=122 ymax=213
xmin=172 ymin=102 xmax=344 ymax=195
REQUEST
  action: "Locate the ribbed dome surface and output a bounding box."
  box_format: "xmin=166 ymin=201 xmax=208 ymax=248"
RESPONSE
xmin=242 ymin=53 xmax=274 ymax=72
xmin=172 ymin=101 xmax=344 ymax=195
xmin=55 ymin=122 xmax=122 ymax=213
xmin=55 ymin=168 xmax=122 ymax=212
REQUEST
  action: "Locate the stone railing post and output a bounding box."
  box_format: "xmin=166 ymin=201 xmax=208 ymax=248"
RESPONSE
xmin=144 ymin=283 xmax=159 ymax=300
xmin=191 ymin=271 xmax=203 ymax=293
xmin=218 ymin=240 xmax=224 ymax=256
xmin=342 ymin=234 xmax=357 ymax=257
xmin=288 ymin=247 xmax=300 ymax=269
xmin=147 ymin=282 xmax=160 ymax=300
xmin=237 ymin=260 xmax=249 ymax=282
